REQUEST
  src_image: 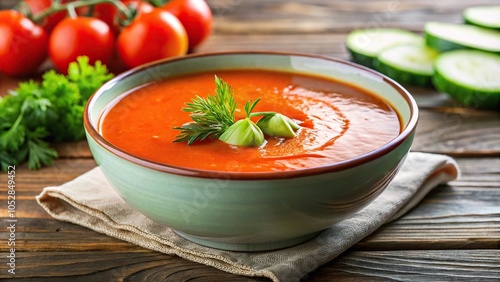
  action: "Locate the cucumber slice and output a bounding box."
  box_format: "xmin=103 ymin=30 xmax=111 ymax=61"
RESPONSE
xmin=346 ymin=28 xmax=423 ymax=68
xmin=374 ymin=44 xmax=439 ymax=86
xmin=432 ymin=50 xmax=500 ymax=109
xmin=463 ymin=6 xmax=500 ymax=30
xmin=425 ymin=22 xmax=500 ymax=54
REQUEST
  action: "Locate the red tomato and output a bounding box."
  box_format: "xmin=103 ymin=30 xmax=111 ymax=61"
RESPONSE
xmin=49 ymin=17 xmax=115 ymax=74
xmin=163 ymin=0 xmax=212 ymax=51
xmin=94 ymin=0 xmax=154 ymax=35
xmin=24 ymin=0 xmax=68 ymax=33
xmin=0 ymin=10 xmax=48 ymax=77
xmin=92 ymin=3 xmax=117 ymax=32
xmin=122 ymin=0 xmax=155 ymax=19
xmin=117 ymin=9 xmax=188 ymax=68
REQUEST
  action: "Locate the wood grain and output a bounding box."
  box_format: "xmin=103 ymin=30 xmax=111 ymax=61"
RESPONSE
xmin=207 ymin=0 xmax=500 ymax=34
xmin=0 ymin=0 xmax=18 ymax=9
xmin=197 ymin=33 xmax=350 ymax=58
xmin=308 ymin=250 xmax=500 ymax=281
xmin=413 ymin=109 xmax=500 ymax=156
xmin=1 ymin=0 xmax=500 ymax=281
xmin=1 ymin=250 xmax=498 ymax=280
xmin=0 ymin=251 xmax=267 ymax=281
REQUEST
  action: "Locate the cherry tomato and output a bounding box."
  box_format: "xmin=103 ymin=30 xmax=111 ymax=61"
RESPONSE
xmin=24 ymin=0 xmax=68 ymax=33
xmin=49 ymin=17 xmax=115 ymax=74
xmin=0 ymin=10 xmax=49 ymax=77
xmin=92 ymin=3 xmax=117 ymax=31
xmin=117 ymin=9 xmax=188 ymax=68
xmin=163 ymin=0 xmax=212 ymax=51
xmin=93 ymin=0 xmax=154 ymax=35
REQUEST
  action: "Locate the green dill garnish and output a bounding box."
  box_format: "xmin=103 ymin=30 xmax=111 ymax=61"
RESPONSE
xmin=173 ymin=76 xmax=300 ymax=146
xmin=173 ymin=76 xmax=236 ymax=145
xmin=218 ymin=99 xmax=265 ymax=147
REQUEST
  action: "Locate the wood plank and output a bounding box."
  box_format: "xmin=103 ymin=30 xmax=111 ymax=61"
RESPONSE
xmin=0 ymin=74 xmax=21 ymax=97
xmin=0 ymin=158 xmax=96 ymax=195
xmin=51 ymin=140 xmax=93 ymax=158
xmin=1 ymin=250 xmax=498 ymax=281
xmin=358 ymin=191 xmax=500 ymax=250
xmin=0 ymin=251 xmax=266 ymax=281
xmin=413 ymin=109 xmax=500 ymax=157
xmin=308 ymin=250 xmax=500 ymax=281
xmin=197 ymin=34 xmax=350 ymax=58
xmin=0 ymin=0 xmax=18 ymax=9
xmin=356 ymin=157 xmax=500 ymax=249
xmin=0 ymin=218 xmax=142 ymax=252
xmin=207 ymin=0 xmax=500 ymax=34
xmin=0 ymin=159 xmax=96 ymax=218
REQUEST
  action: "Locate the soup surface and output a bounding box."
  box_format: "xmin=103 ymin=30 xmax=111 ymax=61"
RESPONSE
xmin=100 ymin=70 xmax=401 ymax=172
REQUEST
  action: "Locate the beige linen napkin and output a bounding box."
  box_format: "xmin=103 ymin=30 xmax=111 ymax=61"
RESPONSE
xmin=36 ymin=152 xmax=459 ymax=282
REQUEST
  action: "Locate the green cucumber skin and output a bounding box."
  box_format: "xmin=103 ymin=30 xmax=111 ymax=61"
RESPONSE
xmin=374 ymin=59 xmax=433 ymax=87
xmin=464 ymin=17 xmax=500 ymax=31
xmin=432 ymin=70 xmax=500 ymax=110
xmin=425 ymin=32 xmax=471 ymax=53
xmin=346 ymin=28 xmax=423 ymax=69
xmin=425 ymin=29 xmax=500 ymax=55
xmin=347 ymin=45 xmax=376 ymax=68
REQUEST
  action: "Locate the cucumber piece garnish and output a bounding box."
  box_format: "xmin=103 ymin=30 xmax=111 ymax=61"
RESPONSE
xmin=425 ymin=22 xmax=500 ymax=54
xmin=463 ymin=6 xmax=500 ymax=30
xmin=375 ymin=44 xmax=439 ymax=87
xmin=346 ymin=28 xmax=423 ymax=68
xmin=432 ymin=50 xmax=500 ymax=109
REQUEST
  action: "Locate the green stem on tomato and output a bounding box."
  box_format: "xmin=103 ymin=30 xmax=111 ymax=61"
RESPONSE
xmin=66 ymin=3 xmax=77 ymax=19
xmin=30 ymin=0 xmax=133 ymax=24
xmin=15 ymin=2 xmax=31 ymax=17
xmin=148 ymin=0 xmax=170 ymax=7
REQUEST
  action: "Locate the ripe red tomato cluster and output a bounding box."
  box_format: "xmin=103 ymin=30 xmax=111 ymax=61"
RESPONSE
xmin=0 ymin=0 xmax=212 ymax=76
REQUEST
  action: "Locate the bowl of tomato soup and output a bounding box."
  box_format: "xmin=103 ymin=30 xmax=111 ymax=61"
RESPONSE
xmin=84 ymin=52 xmax=418 ymax=251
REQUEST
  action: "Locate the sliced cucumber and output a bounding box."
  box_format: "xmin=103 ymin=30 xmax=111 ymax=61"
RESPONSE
xmin=463 ymin=6 xmax=500 ymax=30
xmin=346 ymin=28 xmax=423 ymax=68
xmin=425 ymin=22 xmax=500 ymax=54
xmin=374 ymin=44 xmax=439 ymax=86
xmin=432 ymin=50 xmax=500 ymax=109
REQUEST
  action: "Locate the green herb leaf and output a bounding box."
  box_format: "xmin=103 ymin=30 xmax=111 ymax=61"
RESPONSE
xmin=256 ymin=113 xmax=300 ymax=138
xmin=67 ymin=56 xmax=114 ymax=101
xmin=0 ymin=56 xmax=113 ymax=171
xmin=26 ymin=127 xmax=58 ymax=170
xmin=173 ymin=76 xmax=237 ymax=144
xmin=219 ymin=118 xmax=265 ymax=147
xmin=244 ymin=98 xmax=261 ymax=117
xmin=174 ymin=76 xmax=300 ymax=146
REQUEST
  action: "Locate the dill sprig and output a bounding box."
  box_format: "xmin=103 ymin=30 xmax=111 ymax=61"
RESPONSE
xmin=173 ymin=76 xmax=301 ymax=146
xmin=173 ymin=76 xmax=236 ymax=145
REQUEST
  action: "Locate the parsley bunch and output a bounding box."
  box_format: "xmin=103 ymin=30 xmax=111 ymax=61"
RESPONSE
xmin=0 ymin=56 xmax=113 ymax=171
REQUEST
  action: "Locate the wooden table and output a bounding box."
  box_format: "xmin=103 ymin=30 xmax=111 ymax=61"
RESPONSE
xmin=1 ymin=0 xmax=499 ymax=280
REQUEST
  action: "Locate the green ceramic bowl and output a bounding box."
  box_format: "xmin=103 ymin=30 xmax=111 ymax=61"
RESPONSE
xmin=84 ymin=52 xmax=418 ymax=251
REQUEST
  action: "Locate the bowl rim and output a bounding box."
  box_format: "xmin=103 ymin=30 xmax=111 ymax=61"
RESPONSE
xmin=84 ymin=51 xmax=419 ymax=180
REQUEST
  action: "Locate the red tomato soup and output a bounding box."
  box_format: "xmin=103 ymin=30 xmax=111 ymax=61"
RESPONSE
xmin=100 ymin=70 xmax=402 ymax=172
